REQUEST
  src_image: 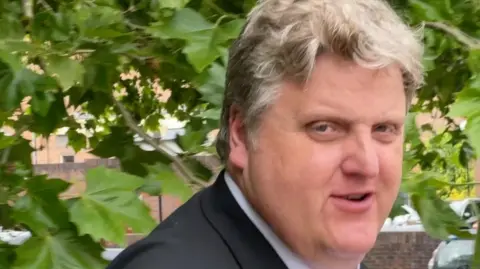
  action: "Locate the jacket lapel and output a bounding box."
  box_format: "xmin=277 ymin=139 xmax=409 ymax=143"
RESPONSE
xmin=201 ymin=171 xmax=288 ymax=269
xmin=201 ymin=171 xmax=369 ymax=269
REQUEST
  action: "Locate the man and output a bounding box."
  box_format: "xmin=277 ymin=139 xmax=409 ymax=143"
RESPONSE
xmin=107 ymin=0 xmax=423 ymax=268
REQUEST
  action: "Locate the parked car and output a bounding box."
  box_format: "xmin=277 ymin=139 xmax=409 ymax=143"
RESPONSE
xmin=429 ymin=199 xmax=480 ymax=269
xmin=431 ymin=237 xmax=475 ymax=269
xmin=0 ymin=228 xmax=122 ymax=262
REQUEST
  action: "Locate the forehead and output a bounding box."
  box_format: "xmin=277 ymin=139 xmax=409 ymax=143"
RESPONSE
xmin=278 ymin=53 xmax=406 ymax=122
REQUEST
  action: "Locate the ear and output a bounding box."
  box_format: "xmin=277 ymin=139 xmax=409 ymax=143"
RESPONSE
xmin=228 ymin=105 xmax=249 ymax=169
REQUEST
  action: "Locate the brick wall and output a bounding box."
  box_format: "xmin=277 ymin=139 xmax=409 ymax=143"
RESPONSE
xmin=364 ymin=231 xmax=440 ymax=269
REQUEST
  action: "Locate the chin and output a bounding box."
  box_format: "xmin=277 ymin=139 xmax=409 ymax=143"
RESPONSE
xmin=328 ymin=226 xmax=378 ymax=255
xmin=338 ymin=237 xmax=376 ymax=255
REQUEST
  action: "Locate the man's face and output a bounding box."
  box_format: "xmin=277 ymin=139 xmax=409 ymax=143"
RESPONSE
xmin=228 ymin=53 xmax=405 ymax=262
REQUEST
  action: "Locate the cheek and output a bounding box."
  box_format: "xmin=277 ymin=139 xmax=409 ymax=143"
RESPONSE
xmin=296 ymin=146 xmax=344 ymax=211
xmin=378 ymin=145 xmax=403 ymax=195
xmin=301 ymin=146 xmax=343 ymax=186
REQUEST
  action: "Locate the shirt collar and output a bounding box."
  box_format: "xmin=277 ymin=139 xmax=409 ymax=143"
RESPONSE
xmin=224 ymin=172 xmax=310 ymax=269
xmin=224 ymin=172 xmax=361 ymax=269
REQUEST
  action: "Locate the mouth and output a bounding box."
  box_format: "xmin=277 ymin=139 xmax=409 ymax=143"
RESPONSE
xmin=330 ymin=192 xmax=374 ymax=213
xmin=341 ymin=193 xmax=372 ymax=202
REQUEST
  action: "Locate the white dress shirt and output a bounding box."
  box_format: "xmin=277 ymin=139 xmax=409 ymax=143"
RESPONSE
xmin=224 ymin=172 xmax=361 ymax=269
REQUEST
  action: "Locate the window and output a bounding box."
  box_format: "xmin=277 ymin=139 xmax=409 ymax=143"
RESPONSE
xmin=62 ymin=155 xmax=74 ymax=163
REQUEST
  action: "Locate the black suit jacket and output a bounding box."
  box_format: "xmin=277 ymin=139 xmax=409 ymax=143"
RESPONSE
xmin=107 ymin=172 xmax=368 ymax=269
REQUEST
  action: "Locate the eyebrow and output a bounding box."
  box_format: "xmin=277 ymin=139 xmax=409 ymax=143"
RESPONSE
xmin=298 ymin=107 xmax=406 ymax=125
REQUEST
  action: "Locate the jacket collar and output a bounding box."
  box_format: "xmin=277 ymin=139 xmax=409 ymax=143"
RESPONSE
xmin=200 ymin=170 xmax=288 ymax=269
xmin=201 ymin=170 xmax=368 ymax=269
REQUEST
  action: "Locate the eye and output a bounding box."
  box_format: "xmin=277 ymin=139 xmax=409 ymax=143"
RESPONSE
xmin=373 ymin=123 xmax=398 ymax=133
xmin=311 ymin=122 xmax=337 ymax=133
xmin=306 ymin=121 xmax=346 ymax=142
xmin=373 ymin=123 xmax=401 ymax=143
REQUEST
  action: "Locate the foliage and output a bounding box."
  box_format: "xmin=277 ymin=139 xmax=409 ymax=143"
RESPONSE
xmin=394 ymin=0 xmax=480 ymax=266
xmin=0 ymin=0 xmax=243 ymax=267
xmin=0 ymin=0 xmax=477 ymax=268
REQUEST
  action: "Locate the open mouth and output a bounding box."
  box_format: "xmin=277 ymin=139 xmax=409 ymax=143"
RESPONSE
xmin=343 ymin=193 xmax=371 ymax=202
xmin=332 ymin=193 xmax=373 ymax=202
xmin=330 ymin=192 xmax=374 ymax=212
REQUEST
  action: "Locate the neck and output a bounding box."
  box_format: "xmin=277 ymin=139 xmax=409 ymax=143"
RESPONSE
xmin=309 ymin=262 xmax=359 ymax=269
xmin=225 ymin=169 xmax=363 ymax=269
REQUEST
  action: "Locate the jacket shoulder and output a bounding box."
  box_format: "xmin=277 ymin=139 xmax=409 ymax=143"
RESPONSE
xmin=107 ymin=239 xmax=238 ymax=269
xmin=107 ymin=190 xmax=239 ymax=269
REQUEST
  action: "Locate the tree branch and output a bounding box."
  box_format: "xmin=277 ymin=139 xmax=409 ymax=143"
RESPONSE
xmin=113 ymin=98 xmax=208 ymax=187
xmin=424 ymin=22 xmax=480 ymax=49
xmin=22 ymin=0 xmax=34 ymax=18
xmin=1 ymin=126 xmax=28 ymax=165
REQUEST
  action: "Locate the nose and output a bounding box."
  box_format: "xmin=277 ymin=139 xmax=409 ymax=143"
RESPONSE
xmin=340 ymin=131 xmax=380 ymax=179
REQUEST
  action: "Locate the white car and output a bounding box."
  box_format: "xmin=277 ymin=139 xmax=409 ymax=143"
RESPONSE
xmin=427 ymin=198 xmax=480 ymax=269
xmin=0 ymin=228 xmax=125 ymax=261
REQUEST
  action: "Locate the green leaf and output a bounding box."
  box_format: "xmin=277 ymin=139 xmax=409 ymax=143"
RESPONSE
xmin=144 ymin=113 xmax=162 ymax=131
xmin=183 ymin=157 xmax=214 ymax=182
xmin=31 ymin=12 xmax=68 ymax=42
xmin=197 ymin=108 xmax=221 ymax=120
xmin=89 ymin=127 xmax=132 ymax=158
xmin=216 ymin=19 xmax=246 ymax=44
xmin=12 ymin=176 xmax=71 ymax=235
xmin=67 ymin=129 xmax=87 ymax=153
xmin=176 ymin=126 xmax=208 ymax=152
xmin=0 ymin=244 xmax=16 ymax=268
xmin=31 ymin=91 xmax=56 ymax=117
xmin=243 ymin=0 xmax=257 ymax=12
xmin=0 ymin=69 xmax=39 ymax=111
xmin=464 ymin=116 xmax=480 ymax=157
xmin=46 ymin=55 xmax=85 ymax=90
xmin=90 ymin=127 xmax=172 ymax=176
xmin=474 ymin=224 xmax=480 ymax=268
xmin=8 ymin=139 xmax=34 ymax=167
xmin=448 ymin=82 xmax=480 ymax=156
xmin=137 ymin=170 xmax=162 ymax=196
xmin=182 ymin=31 xmax=224 ymax=72
xmin=13 ymin=231 xmax=108 ymax=269
xmin=0 ymin=204 xmax=16 ymax=230
xmin=82 ymin=48 xmax=120 ymax=92
xmin=409 ymin=0 xmax=445 ymax=21
xmin=0 ymin=134 xmax=16 ymax=150
xmin=0 ymin=15 xmax=25 ymax=40
xmin=401 ymin=171 xmax=450 ymax=193
xmin=147 ymin=8 xmax=214 ymax=39
xmin=182 ymin=18 xmax=244 ymax=72
xmin=459 ymin=141 xmax=475 ymax=168
xmin=30 ymin=92 xmax=68 ymax=136
xmin=468 ymin=49 xmax=480 ymax=73
xmin=85 ymin=91 xmax=113 ymax=116
xmin=194 ymin=62 xmax=226 ymax=106
xmin=143 ymin=163 xmax=193 ymax=202
xmin=389 ymin=193 xmax=408 ymax=218
xmin=69 ymin=167 xmax=156 ymax=246
xmin=449 ymin=99 xmax=480 ymax=118
xmin=158 ymin=0 xmax=191 ymax=9
xmin=411 ymin=191 xmax=473 ymax=240
xmin=404 ymin=112 xmax=422 ymax=148
xmin=0 ymin=50 xmax=23 ymax=72
xmin=147 ymin=8 xmax=228 ymax=71
xmin=75 ymin=5 xmax=125 ymax=39
xmin=0 ymin=40 xmax=35 ymax=54
xmin=120 ymin=146 xmax=173 ymax=177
